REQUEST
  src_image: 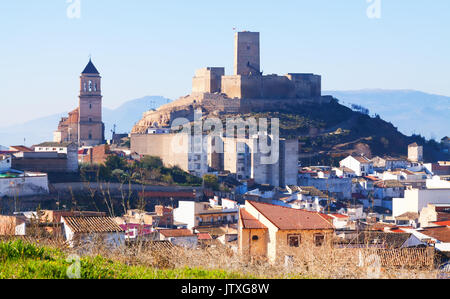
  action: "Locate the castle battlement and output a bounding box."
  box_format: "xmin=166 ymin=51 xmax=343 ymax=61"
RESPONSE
xmin=192 ymin=31 xmax=322 ymax=100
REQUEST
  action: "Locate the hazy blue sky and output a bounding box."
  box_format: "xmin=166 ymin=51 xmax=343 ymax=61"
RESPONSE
xmin=1 ymin=0 xmax=449 ymax=127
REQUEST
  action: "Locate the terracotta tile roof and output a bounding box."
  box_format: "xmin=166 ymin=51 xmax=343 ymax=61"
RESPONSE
xmin=330 ymin=213 xmax=349 ymax=219
xmin=352 ymin=155 xmax=372 ymax=163
xmin=370 ymin=223 xmax=397 ymax=231
xmin=197 ymin=233 xmax=212 ymax=240
xmin=159 ymin=229 xmax=195 ymax=238
xmin=364 ymin=176 xmax=381 ymax=182
xmin=419 ymin=226 xmax=450 ymax=243
xmin=239 ymin=209 xmax=267 ymax=229
xmin=247 ymin=201 xmax=334 ymax=230
xmin=433 ymin=220 xmax=450 ymax=227
xmin=63 ymin=216 xmax=124 ymax=233
xmin=395 ymin=212 xmax=419 ymax=221
xmin=9 ymin=146 xmax=33 ymax=152
xmin=375 ymin=180 xmax=405 ymax=188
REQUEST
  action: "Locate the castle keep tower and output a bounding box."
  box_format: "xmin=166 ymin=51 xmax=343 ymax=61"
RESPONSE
xmin=234 ymin=31 xmax=260 ymax=76
xmin=78 ymin=59 xmax=105 ymax=146
xmin=189 ymin=31 xmax=321 ymax=100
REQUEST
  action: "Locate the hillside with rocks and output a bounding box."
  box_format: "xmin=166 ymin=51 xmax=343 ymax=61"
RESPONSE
xmin=132 ymin=94 xmax=449 ymax=166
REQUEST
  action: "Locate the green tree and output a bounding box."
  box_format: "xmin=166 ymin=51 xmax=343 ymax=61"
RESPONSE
xmin=203 ymin=174 xmax=219 ymax=191
xmin=140 ymin=156 xmax=164 ymax=170
xmin=105 ymin=155 xmax=127 ymax=171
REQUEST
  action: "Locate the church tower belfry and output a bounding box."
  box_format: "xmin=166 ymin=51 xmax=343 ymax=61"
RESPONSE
xmin=78 ymin=59 xmax=105 ymax=146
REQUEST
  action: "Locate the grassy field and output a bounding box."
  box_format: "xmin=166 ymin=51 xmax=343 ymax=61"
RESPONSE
xmin=1 ymin=239 xmax=442 ymax=279
xmin=0 ymin=240 xmax=252 ymax=279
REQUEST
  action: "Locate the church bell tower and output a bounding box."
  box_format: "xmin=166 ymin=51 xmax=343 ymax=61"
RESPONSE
xmin=78 ymin=59 xmax=105 ymax=146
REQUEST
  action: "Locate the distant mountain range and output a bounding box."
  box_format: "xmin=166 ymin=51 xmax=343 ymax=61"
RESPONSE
xmin=325 ymin=90 xmax=450 ymax=141
xmin=0 ymin=96 xmax=171 ymax=146
xmin=1 ymin=90 xmax=448 ymax=147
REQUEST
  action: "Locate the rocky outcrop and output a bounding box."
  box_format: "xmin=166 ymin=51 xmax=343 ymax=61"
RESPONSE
xmin=132 ymin=92 xmax=332 ymax=134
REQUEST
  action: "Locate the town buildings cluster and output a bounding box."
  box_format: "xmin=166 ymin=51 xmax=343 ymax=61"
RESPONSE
xmin=0 ymin=32 xmax=449 ymax=269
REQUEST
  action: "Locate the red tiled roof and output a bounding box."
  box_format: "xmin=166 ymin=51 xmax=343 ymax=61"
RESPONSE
xmin=248 ymin=201 xmax=334 ymax=230
xmin=330 ymin=213 xmax=349 ymax=219
xmin=197 ymin=233 xmax=212 ymax=240
xmin=370 ymin=223 xmax=397 ymax=231
xmin=63 ymin=216 xmax=124 ymax=233
xmin=239 ymin=209 xmax=267 ymax=229
xmin=364 ymin=176 xmax=381 ymax=182
xmin=352 ymin=155 xmax=372 ymax=163
xmin=159 ymin=229 xmax=195 ymax=238
xmin=433 ymin=220 xmax=450 ymax=227
xmin=10 ymin=146 xmax=33 ymax=152
xmin=420 ymin=226 xmax=450 ymax=243
xmin=374 ymin=180 xmax=405 ymax=188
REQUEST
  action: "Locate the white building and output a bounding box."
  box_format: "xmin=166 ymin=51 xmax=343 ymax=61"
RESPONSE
xmin=0 ymin=154 xmax=12 ymax=172
xmin=61 ymin=216 xmax=125 ymax=248
xmin=297 ymin=177 xmax=352 ymax=200
xmin=408 ymin=143 xmax=423 ymax=163
xmin=0 ymin=171 xmax=49 ymax=197
xmin=393 ymin=187 xmax=450 ymax=217
xmin=158 ymin=229 xmax=198 ymax=248
xmin=324 ymin=214 xmax=350 ymax=229
xmin=340 ymin=155 xmax=374 ymax=177
xmin=333 ymin=166 xmax=356 ymax=178
xmin=33 ymin=142 xmax=79 ymax=173
xmin=371 ymin=156 xmax=408 ymax=170
xmin=174 ymin=200 xmax=239 ymax=230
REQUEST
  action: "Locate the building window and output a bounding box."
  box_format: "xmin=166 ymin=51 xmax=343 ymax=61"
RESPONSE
xmin=314 ymin=234 xmax=325 ymax=247
xmin=89 ymin=103 xmax=92 ymax=109
xmin=252 ymin=235 xmax=259 ymax=241
xmin=94 ymin=83 xmax=97 ymax=91
xmin=288 ymin=235 xmax=301 ymax=247
xmin=88 ymin=81 xmax=93 ymax=92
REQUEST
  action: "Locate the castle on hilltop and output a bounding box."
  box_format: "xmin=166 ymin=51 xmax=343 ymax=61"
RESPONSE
xmin=192 ymin=31 xmax=322 ymax=99
xmin=54 ymin=59 xmax=105 ymax=147
xmin=132 ymin=31 xmax=330 ymax=133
